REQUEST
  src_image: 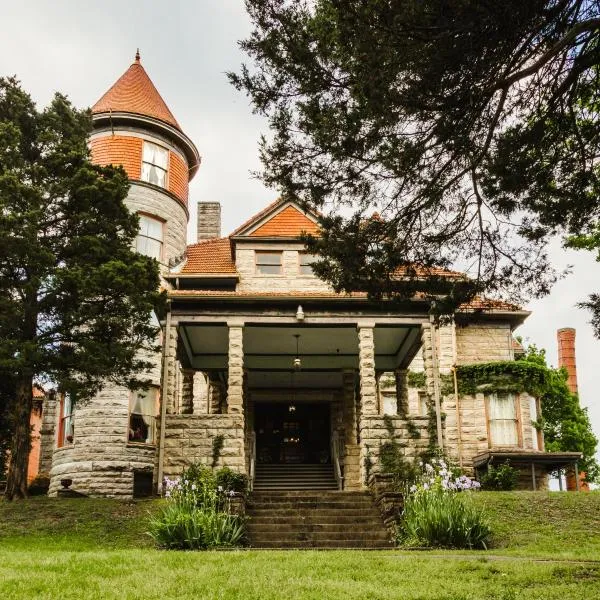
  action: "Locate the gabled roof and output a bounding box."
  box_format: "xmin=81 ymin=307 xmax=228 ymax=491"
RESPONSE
xmin=92 ymin=51 xmax=181 ymax=131
xmin=230 ymin=199 xmax=319 ymax=238
xmin=179 ymin=238 xmax=236 ymax=275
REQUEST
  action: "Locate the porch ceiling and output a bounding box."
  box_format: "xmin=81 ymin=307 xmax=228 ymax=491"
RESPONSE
xmin=178 ymin=323 xmax=422 ymax=372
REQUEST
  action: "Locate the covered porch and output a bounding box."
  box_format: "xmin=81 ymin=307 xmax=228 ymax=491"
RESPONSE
xmin=157 ymin=296 xmax=433 ymax=491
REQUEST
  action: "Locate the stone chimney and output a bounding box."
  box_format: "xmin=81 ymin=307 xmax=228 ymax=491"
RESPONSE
xmin=197 ymin=202 xmax=221 ymax=241
xmin=557 ymin=328 xmax=578 ymax=394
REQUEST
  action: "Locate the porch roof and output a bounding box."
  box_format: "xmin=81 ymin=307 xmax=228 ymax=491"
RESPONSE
xmin=472 ymin=449 xmax=583 ymax=470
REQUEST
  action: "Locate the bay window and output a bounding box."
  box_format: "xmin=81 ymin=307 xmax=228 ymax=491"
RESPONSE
xmin=487 ymin=392 xmax=520 ymax=447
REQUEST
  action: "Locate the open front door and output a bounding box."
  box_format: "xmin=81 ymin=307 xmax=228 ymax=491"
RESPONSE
xmin=255 ymin=402 xmax=330 ymax=464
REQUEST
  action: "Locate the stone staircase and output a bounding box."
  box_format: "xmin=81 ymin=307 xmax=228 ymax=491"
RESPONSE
xmin=253 ymin=463 xmax=338 ymax=491
xmin=246 ymin=490 xmax=393 ymax=548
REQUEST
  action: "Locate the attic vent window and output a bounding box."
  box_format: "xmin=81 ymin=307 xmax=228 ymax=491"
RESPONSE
xmin=141 ymin=141 xmax=168 ymax=188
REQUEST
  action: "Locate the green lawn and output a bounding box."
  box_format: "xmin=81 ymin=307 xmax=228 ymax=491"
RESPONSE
xmin=1 ymin=492 xmax=599 ymax=599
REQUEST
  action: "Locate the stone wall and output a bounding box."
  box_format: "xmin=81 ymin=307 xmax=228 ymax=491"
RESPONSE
xmin=162 ymin=414 xmax=246 ymax=480
xmin=48 ymin=383 xmax=159 ymax=498
xmin=359 ymin=415 xmax=430 ymax=483
xmin=455 ymin=323 xmax=514 ymax=364
xmin=236 ymin=243 xmax=332 ymax=292
xmin=38 ymin=392 xmax=57 ymax=475
xmin=127 ymin=183 xmax=188 ymax=271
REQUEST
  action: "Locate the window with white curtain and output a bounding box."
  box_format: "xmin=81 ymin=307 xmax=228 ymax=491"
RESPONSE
xmin=141 ymin=141 xmax=169 ymax=188
xmin=60 ymin=393 xmax=74 ymax=446
xmin=488 ymin=392 xmax=519 ymax=446
xmin=136 ymin=214 xmax=164 ymax=261
xmin=129 ymin=387 xmax=158 ymax=444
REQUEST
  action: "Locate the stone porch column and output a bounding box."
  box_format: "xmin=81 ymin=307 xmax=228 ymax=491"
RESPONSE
xmin=358 ymin=323 xmax=377 ymax=485
xmin=342 ymin=369 xmax=361 ymax=490
xmin=421 ymin=323 xmax=444 ymax=449
xmin=227 ymin=321 xmax=244 ymax=415
xmin=395 ymin=369 xmax=409 ymax=415
xmin=165 ymin=322 xmax=178 ymax=415
xmin=180 ymin=369 xmax=195 ymax=414
xmin=358 ymin=324 xmax=378 ymax=415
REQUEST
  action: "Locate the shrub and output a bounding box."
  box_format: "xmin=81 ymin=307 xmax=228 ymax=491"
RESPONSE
xmin=400 ymin=486 xmax=491 ymax=549
xmin=147 ymin=503 xmax=245 ymax=549
xmin=479 ymin=461 xmax=520 ymax=491
xmin=153 ymin=462 xmax=247 ymax=549
xmin=215 ymin=467 xmax=248 ymax=496
xmin=398 ymin=458 xmax=490 ymax=549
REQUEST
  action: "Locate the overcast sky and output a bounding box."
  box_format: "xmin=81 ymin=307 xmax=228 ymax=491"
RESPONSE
xmin=1 ymin=1 xmax=598 ymax=450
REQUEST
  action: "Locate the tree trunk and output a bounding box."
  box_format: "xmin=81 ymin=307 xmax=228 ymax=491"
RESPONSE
xmin=5 ymin=375 xmax=33 ymax=500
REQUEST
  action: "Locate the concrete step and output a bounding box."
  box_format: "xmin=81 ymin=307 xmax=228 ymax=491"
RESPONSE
xmin=246 ymin=489 xmax=392 ymax=549
xmin=248 ymin=539 xmax=394 ymax=549
xmin=247 ymin=523 xmax=387 ymax=533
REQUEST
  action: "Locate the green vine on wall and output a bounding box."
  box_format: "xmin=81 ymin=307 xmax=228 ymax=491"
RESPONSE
xmin=452 ymin=361 xmax=551 ymax=397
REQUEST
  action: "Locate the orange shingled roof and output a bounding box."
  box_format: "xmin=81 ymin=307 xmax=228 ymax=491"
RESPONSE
xmin=92 ymin=52 xmax=181 ymax=131
xmin=180 ymin=238 xmax=236 ymax=274
xmin=460 ymin=297 xmax=523 ymax=312
xmin=169 ymin=289 xmax=367 ymax=298
xmin=249 ymin=205 xmax=319 ymax=237
xmin=33 ymin=386 xmax=45 ymax=398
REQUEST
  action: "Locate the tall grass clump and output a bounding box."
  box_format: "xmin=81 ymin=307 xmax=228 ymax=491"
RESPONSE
xmin=148 ymin=463 xmax=247 ymax=550
xmin=399 ymin=458 xmax=491 ymax=549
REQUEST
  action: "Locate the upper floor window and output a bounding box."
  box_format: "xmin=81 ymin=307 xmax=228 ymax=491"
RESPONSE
xmin=256 ymin=251 xmax=282 ymax=275
xmin=137 ymin=214 xmax=164 ymax=261
xmin=59 ymin=393 xmax=74 ymax=447
xmin=141 ymin=141 xmax=168 ymax=188
xmin=487 ymin=392 xmax=519 ymax=447
xmin=129 ymin=387 xmax=159 ymax=444
xmin=299 ymin=253 xmax=316 ymax=275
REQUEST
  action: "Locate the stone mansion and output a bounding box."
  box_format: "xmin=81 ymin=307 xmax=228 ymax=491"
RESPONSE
xmin=30 ymin=54 xmax=581 ymax=498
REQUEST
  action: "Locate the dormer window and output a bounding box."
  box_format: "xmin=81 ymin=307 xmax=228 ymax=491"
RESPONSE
xmin=299 ymin=252 xmax=316 ymax=275
xmin=256 ymin=251 xmax=282 ymax=274
xmin=141 ymin=141 xmax=168 ymax=188
xmin=137 ymin=214 xmax=164 ymax=261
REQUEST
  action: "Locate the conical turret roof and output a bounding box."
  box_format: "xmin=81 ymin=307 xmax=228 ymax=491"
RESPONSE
xmin=92 ymin=51 xmax=181 ymax=131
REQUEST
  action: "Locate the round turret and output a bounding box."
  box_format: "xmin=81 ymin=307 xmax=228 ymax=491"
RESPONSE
xmin=89 ymin=51 xmax=200 ymax=266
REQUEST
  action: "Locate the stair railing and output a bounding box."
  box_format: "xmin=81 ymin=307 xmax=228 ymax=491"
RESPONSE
xmin=249 ymin=431 xmax=256 ymax=492
xmin=332 ymin=430 xmax=344 ymax=490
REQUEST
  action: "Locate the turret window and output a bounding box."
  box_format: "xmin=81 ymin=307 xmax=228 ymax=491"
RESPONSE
xmin=141 ymin=141 xmax=169 ymax=188
xmin=129 ymin=387 xmax=159 ymax=445
xmin=136 ymin=214 xmax=164 ymax=261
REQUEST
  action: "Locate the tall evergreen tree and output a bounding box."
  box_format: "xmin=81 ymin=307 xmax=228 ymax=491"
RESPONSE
xmin=0 ymin=77 xmax=162 ymax=500
xmin=231 ymin=0 xmax=600 ymax=324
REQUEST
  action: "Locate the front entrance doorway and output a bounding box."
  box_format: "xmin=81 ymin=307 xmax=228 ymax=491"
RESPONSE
xmin=255 ymin=402 xmax=330 ymax=465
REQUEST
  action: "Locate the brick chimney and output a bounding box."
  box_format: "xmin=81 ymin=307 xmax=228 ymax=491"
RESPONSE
xmin=557 ymin=328 xmax=578 ymax=394
xmin=558 ymin=328 xmax=589 ymax=491
xmin=197 ymin=202 xmax=221 ymax=241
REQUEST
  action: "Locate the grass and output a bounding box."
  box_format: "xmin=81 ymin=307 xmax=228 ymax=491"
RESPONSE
xmin=1 ymin=492 xmax=599 ymax=599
